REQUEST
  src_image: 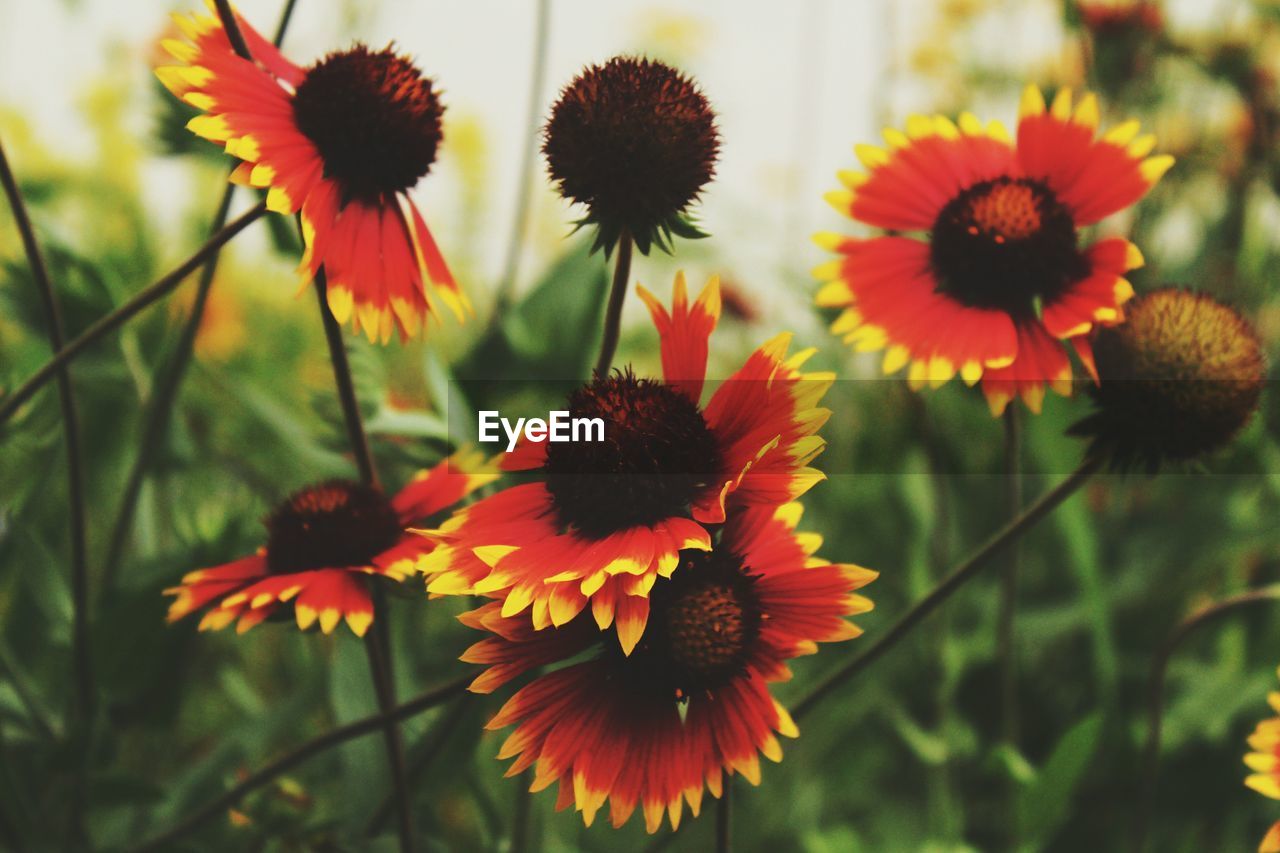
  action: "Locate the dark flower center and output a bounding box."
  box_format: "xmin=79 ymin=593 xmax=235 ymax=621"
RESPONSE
xmin=292 ymin=45 xmax=443 ymax=205
xmin=542 ymin=370 xmax=722 ymax=539
xmin=265 ymin=480 xmax=403 ymax=574
xmin=617 ymin=549 xmax=761 ymax=697
xmin=930 ymin=177 xmax=1088 ymax=316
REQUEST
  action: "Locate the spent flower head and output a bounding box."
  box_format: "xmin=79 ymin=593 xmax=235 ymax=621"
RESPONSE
xmin=1071 ymin=288 xmax=1265 ymax=472
xmin=543 ymin=56 xmax=719 ymax=256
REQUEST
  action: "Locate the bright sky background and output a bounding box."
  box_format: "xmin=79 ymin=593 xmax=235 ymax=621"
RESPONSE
xmin=0 ymin=0 xmax=1227 ymax=325
xmin=0 ymin=1 xmax=903 ymax=309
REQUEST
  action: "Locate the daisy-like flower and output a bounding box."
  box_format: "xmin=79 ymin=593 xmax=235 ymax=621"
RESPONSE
xmin=814 ymin=85 xmax=1173 ymax=415
xmin=165 ymin=453 xmax=496 ymax=636
xmin=1245 ymin=668 xmax=1280 ymax=851
xmin=421 ymin=274 xmax=832 ymax=652
xmin=460 ymin=503 xmax=875 ymax=833
xmin=156 ymin=4 xmax=467 ymax=343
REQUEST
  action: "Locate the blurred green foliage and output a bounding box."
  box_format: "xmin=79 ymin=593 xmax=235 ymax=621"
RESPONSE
xmin=4 ymin=1 xmax=1280 ymax=851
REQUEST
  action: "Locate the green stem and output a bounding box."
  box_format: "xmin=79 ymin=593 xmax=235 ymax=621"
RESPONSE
xmin=101 ymin=184 xmax=234 ymax=588
xmin=362 ymin=614 xmax=414 ymax=851
xmin=593 ymin=230 xmax=633 ymax=378
xmin=312 ymin=278 xmax=413 ymax=852
xmin=132 ymin=675 xmax=470 ymax=852
xmin=997 ymin=409 xmax=1022 ymax=729
xmin=716 ymin=780 xmax=732 ymax=853
xmin=511 ymin=769 xmax=535 ymax=853
xmin=366 ymin=696 xmax=475 ymax=837
xmin=793 ymin=455 xmax=1103 ymax=722
xmin=997 ymin=406 xmax=1023 ymax=845
xmin=314 ymin=272 xmax=379 ymax=487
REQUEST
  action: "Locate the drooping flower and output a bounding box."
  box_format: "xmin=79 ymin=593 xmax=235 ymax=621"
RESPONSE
xmin=815 ymin=85 xmax=1173 ymax=415
xmin=1070 ymin=288 xmax=1265 ymax=472
xmin=165 ymin=453 xmax=496 ymax=635
xmin=156 ymin=5 xmax=467 ymax=343
xmin=461 ymin=503 xmax=875 ymax=833
xmin=421 ymin=274 xmax=832 ymax=652
xmin=544 ymin=56 xmax=719 ymax=255
xmin=1245 ymin=668 xmax=1280 ymax=851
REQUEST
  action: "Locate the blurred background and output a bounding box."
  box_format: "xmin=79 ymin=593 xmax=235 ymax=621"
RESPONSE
xmin=4 ymin=0 xmax=1280 ymax=850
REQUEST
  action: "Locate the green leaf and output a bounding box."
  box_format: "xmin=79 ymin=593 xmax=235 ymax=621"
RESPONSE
xmin=1052 ymin=490 xmax=1119 ymax=702
xmin=364 ymin=407 xmax=450 ymax=442
xmin=460 ymin=238 xmax=608 ymax=384
xmin=422 ymin=347 xmax=475 ymax=447
xmin=989 ymin=742 xmax=1037 ymax=785
xmin=330 ymin=637 xmax=384 ymax=828
xmin=1016 ymin=713 xmax=1103 ymax=847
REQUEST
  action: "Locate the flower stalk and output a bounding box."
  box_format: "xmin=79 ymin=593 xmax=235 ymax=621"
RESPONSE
xmin=0 ymin=137 xmax=93 ymax=842
xmin=997 ymin=403 xmax=1023 ymax=845
xmin=102 ymin=0 xmax=300 ymax=592
xmin=0 ymin=203 xmax=267 ymax=427
xmin=593 ymin=228 xmax=633 ymax=378
xmin=205 ymin=3 xmax=415 ymax=846
xmin=793 ymin=454 xmax=1104 ymax=721
xmin=133 ymin=674 xmax=471 ymax=852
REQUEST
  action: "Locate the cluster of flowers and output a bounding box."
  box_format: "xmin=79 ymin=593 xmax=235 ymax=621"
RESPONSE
xmin=153 ymin=0 xmax=1269 ymax=841
xmin=157 ymin=4 xmax=874 ymax=832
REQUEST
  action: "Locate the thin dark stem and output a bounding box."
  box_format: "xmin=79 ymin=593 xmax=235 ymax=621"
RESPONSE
xmin=997 ymin=406 xmax=1022 ymax=848
xmin=1134 ymin=585 xmax=1280 ymax=852
xmin=271 ymin=0 xmax=299 ymax=45
xmin=0 ymin=141 xmax=92 ymax=712
xmin=312 ymin=277 xmax=413 ymax=849
xmin=716 ymin=780 xmax=732 ymax=853
xmin=101 ymin=184 xmax=234 ymax=588
xmin=593 ymin=231 xmax=633 ymax=378
xmin=363 ymin=628 xmax=414 ymax=852
xmin=511 ymin=769 xmax=535 ymax=853
xmin=997 ymin=406 xmax=1023 ymax=746
xmin=366 ymin=696 xmax=474 ymax=836
xmin=793 ymin=455 xmax=1104 ymax=722
xmin=212 ymin=0 xmax=252 ymax=60
xmin=490 ymin=0 xmax=552 ymax=321
xmin=101 ymin=0 xmax=299 ymax=590
xmin=0 ymin=139 xmax=93 ymax=841
xmin=314 ymin=271 xmax=379 ymax=487
xmin=0 ymin=203 xmax=267 ymax=427
xmin=132 ymin=675 xmax=470 ymax=852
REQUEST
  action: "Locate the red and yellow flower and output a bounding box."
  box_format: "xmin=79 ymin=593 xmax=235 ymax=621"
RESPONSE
xmin=815 ymin=85 xmax=1172 ymax=415
xmin=1246 ymin=670 xmax=1280 ymax=851
xmin=461 ymin=502 xmax=875 ymax=833
xmin=165 ymin=453 xmax=495 ymax=636
xmin=156 ymin=4 xmax=467 ymax=342
xmin=420 ymin=274 xmax=832 ymax=652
